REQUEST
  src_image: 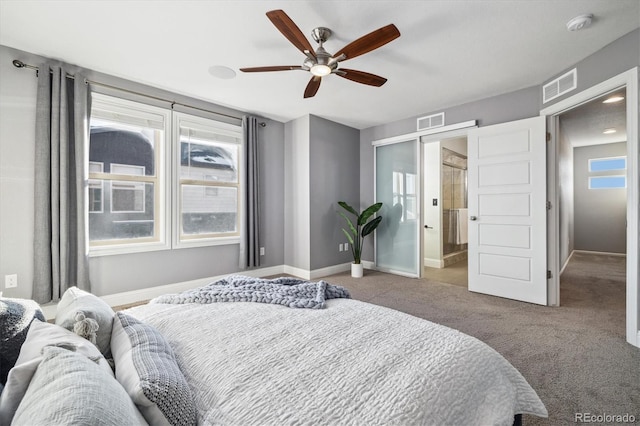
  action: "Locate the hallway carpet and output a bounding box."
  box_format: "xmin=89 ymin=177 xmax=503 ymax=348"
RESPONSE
xmin=320 ymin=252 xmax=639 ymax=425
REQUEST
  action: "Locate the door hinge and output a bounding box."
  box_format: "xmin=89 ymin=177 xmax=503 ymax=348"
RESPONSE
xmin=547 ymin=270 xmax=552 ymax=279
xmin=546 ymin=201 xmax=552 ymax=210
xmin=546 ymin=132 xmax=551 ymax=142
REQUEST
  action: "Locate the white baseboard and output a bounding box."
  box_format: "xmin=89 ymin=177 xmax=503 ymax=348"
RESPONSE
xmin=41 ymin=262 xmax=371 ymax=320
xmin=424 ymin=258 xmax=444 ymax=268
xmin=573 ymin=250 xmax=626 ymax=257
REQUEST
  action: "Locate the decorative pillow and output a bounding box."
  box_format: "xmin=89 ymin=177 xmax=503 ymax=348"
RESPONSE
xmin=11 ymin=346 xmax=147 ymax=426
xmin=0 ymin=320 xmax=113 ymax=424
xmin=55 ymin=286 xmax=115 ymax=358
xmin=0 ymin=297 xmax=44 ymax=385
xmin=111 ymin=312 xmax=197 ymax=426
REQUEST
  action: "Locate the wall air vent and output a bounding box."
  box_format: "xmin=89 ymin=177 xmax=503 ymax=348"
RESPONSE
xmin=543 ymin=68 xmax=577 ymax=104
xmin=417 ymin=112 xmax=445 ymax=131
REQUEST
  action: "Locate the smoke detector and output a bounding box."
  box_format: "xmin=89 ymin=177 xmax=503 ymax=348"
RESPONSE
xmin=567 ymin=14 xmax=593 ymax=31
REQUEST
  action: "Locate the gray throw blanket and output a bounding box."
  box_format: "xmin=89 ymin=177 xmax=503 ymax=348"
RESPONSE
xmin=151 ymin=275 xmax=351 ymax=309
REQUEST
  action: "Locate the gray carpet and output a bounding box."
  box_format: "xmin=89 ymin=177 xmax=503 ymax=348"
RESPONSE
xmin=320 ymin=252 xmax=640 ymax=425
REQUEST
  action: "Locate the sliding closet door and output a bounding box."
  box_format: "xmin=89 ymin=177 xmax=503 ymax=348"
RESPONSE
xmin=375 ymin=139 xmax=420 ymax=277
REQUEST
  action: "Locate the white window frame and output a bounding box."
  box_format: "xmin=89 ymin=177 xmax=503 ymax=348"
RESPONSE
xmin=89 ymin=93 xmax=171 ymax=256
xmin=172 ymin=112 xmax=243 ymax=249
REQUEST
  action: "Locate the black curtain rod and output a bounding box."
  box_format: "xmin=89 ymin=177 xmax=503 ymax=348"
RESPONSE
xmin=12 ymin=59 xmax=266 ymax=127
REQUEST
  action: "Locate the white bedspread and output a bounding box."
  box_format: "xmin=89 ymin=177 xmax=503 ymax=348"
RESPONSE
xmin=126 ymin=298 xmax=547 ymax=426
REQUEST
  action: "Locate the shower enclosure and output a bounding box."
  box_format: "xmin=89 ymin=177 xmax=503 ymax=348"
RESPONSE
xmin=441 ymin=147 xmax=468 ymax=257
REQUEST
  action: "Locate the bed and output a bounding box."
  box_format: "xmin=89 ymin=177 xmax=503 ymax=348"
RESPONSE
xmin=1 ymin=279 xmax=547 ymax=425
xmin=123 ymin=281 xmax=547 ymax=425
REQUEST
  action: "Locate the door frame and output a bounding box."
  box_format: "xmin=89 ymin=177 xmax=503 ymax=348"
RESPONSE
xmin=541 ymin=67 xmax=639 ymax=347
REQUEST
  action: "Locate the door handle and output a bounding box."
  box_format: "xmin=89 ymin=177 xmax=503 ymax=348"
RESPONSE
xmin=470 ymin=216 xmax=477 ymax=221
xmin=424 ymin=225 xmax=433 ymax=229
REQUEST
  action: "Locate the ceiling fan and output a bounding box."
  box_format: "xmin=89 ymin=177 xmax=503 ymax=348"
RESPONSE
xmin=240 ymin=10 xmax=401 ymax=98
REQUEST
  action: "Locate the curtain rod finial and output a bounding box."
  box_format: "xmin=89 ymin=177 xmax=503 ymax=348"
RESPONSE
xmin=12 ymin=59 xmax=26 ymax=68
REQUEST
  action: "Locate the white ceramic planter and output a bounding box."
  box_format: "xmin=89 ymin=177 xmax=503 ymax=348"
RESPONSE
xmin=351 ymin=263 xmax=364 ymax=278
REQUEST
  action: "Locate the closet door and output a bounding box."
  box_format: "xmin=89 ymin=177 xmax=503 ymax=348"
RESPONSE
xmin=374 ymin=139 xmax=421 ymax=277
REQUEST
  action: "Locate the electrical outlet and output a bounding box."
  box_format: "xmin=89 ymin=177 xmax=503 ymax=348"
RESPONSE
xmin=5 ymin=274 xmax=18 ymax=289
xmin=344 ymin=242 xmax=349 ymax=251
xmin=260 ymin=247 xmax=265 ymax=256
xmin=338 ymin=243 xmax=343 ymax=252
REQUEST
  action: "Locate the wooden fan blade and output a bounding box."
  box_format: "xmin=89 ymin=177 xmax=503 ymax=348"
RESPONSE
xmin=333 ymin=24 xmax=400 ymax=61
xmin=337 ymin=69 xmax=388 ymax=87
xmin=304 ymin=76 xmax=322 ymax=98
xmin=266 ymin=10 xmax=316 ymax=58
xmin=240 ymin=66 xmax=302 ymax=72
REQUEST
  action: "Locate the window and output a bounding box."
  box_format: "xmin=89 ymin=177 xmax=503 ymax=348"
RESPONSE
xmin=174 ymin=112 xmax=242 ymax=248
xmin=89 ymin=94 xmax=170 ymax=254
xmin=587 ymin=156 xmax=627 ymax=190
xmin=589 ymin=156 xmax=626 ymax=172
xmin=88 ymin=94 xmax=242 ymax=255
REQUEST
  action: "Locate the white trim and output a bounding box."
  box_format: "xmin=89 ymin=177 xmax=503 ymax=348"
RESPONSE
xmin=419 ymin=126 xmax=476 ymax=143
xmin=541 ymin=67 xmax=638 ymax=348
xmin=424 ymin=258 xmax=444 ymax=268
xmin=372 ymin=120 xmax=476 ymax=147
xmin=559 ymin=250 xmax=574 ymax=276
xmin=573 ymin=249 xmax=627 ymax=257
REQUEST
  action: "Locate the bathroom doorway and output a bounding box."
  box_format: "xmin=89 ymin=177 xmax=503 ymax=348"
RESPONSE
xmin=422 ymin=136 xmax=469 ymax=287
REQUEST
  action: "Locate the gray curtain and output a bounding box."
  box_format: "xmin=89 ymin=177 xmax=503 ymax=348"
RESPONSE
xmin=239 ymin=116 xmax=261 ymax=268
xmin=33 ymin=64 xmax=91 ymax=303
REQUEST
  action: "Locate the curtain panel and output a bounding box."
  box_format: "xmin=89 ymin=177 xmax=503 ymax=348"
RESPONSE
xmin=33 ymin=64 xmax=91 ymax=303
xmin=239 ymin=116 xmax=261 ymax=269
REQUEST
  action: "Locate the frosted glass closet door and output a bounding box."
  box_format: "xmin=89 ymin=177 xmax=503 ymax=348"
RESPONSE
xmin=375 ymin=139 xmax=420 ymax=277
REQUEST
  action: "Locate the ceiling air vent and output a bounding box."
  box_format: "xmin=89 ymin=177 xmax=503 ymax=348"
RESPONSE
xmin=543 ymin=68 xmax=577 ymax=104
xmin=417 ymin=112 xmax=445 ymax=131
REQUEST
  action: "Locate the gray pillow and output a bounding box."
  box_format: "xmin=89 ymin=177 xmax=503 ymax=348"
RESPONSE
xmin=11 ymin=345 xmax=147 ymax=426
xmin=111 ymin=312 xmax=196 ymax=426
xmin=0 ymin=298 xmax=44 ymax=385
xmin=55 ymin=286 xmax=115 ymax=358
xmin=0 ymin=320 xmax=114 ymax=425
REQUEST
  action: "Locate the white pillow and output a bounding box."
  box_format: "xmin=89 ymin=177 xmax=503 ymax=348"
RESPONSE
xmin=56 ymin=286 xmax=115 ymax=358
xmin=0 ymin=320 xmax=113 ymax=424
xmin=11 ymin=346 xmax=147 ymax=426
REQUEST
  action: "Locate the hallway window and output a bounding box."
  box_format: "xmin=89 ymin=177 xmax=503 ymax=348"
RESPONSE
xmin=588 ymin=156 xmax=626 ymax=189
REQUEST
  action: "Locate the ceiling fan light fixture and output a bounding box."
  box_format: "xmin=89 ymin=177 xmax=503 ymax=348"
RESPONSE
xmin=310 ymin=64 xmax=332 ymax=77
xmin=603 ymin=95 xmax=625 ymax=104
xmin=603 ymin=128 xmax=617 ymax=134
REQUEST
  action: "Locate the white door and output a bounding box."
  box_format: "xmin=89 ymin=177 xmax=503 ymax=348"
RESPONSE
xmin=467 ymin=116 xmax=547 ymax=305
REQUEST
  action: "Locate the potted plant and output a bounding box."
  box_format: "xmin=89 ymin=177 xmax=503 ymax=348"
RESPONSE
xmin=338 ymin=201 xmax=383 ymax=277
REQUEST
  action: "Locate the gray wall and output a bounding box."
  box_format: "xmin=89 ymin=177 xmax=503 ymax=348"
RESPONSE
xmin=309 ymin=115 xmax=360 ymax=270
xmin=284 ymin=116 xmax=310 ymax=271
xmin=0 ymin=44 xmax=285 ymax=299
xmin=573 ymin=143 xmax=627 ymax=253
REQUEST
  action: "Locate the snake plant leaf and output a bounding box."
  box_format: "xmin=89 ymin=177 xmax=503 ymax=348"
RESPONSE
xmin=357 ymin=202 xmax=383 ymax=225
xmin=338 ymin=201 xmax=359 ymax=217
xmin=362 ymin=215 xmax=383 ymax=237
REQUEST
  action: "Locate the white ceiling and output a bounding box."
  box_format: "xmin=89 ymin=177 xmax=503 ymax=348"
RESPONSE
xmin=0 ymin=1 xmax=638 ymax=130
